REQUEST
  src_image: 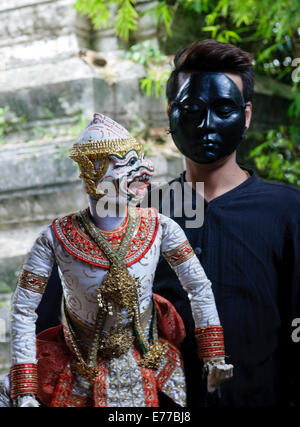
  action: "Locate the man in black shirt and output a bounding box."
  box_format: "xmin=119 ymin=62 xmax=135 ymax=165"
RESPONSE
xmin=151 ymin=39 xmax=300 ymax=407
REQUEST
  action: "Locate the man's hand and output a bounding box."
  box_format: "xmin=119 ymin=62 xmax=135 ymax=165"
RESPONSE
xmin=203 ymin=357 xmax=233 ymax=393
xmin=14 ymin=394 xmax=40 ymax=407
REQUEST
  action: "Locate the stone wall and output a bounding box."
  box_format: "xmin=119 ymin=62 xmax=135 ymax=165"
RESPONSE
xmin=0 ymin=0 xmax=92 ymax=66
xmin=0 ymin=0 xmax=167 ymax=145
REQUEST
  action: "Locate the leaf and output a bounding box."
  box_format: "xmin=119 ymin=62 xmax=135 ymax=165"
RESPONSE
xmin=73 ymin=0 xmax=112 ymax=29
xmin=256 ymin=43 xmax=281 ymax=63
xmin=205 ymin=11 xmax=218 ymax=25
xmin=115 ymin=0 xmax=138 ymax=40
xmin=140 ymin=78 xmax=153 ymax=97
xmin=150 ymin=1 xmax=173 ymax=36
xmin=202 ymin=25 xmax=221 ymax=38
xmin=220 ymin=30 xmax=241 ymax=42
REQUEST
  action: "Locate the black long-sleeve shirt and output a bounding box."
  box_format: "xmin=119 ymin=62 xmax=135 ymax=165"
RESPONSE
xmin=152 ymin=170 xmax=300 ymax=407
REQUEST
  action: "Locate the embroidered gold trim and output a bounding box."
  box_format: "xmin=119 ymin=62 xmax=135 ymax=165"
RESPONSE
xmin=53 ymin=208 xmax=156 ymax=268
xmin=10 ymin=363 xmax=38 ymax=399
xmin=162 ymin=240 xmax=195 ymax=267
xmin=18 ymin=269 xmax=49 ymax=294
xmin=195 ymin=325 xmax=225 ymax=358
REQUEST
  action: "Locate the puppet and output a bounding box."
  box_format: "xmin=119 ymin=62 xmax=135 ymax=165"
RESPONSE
xmin=1 ymin=113 xmax=233 ymax=407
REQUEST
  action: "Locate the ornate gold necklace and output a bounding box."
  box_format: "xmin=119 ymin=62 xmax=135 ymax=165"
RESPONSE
xmin=66 ymin=207 xmax=166 ymax=383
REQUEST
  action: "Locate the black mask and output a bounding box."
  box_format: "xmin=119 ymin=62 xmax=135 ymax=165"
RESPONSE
xmin=169 ymin=72 xmax=247 ymax=164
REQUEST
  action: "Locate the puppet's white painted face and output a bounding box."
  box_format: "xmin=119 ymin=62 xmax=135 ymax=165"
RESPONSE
xmin=96 ymin=150 xmax=154 ymax=204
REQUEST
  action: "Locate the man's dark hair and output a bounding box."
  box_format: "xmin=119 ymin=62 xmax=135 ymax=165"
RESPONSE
xmin=166 ymin=39 xmax=254 ymax=103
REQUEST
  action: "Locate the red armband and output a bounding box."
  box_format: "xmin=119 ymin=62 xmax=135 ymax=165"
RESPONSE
xmin=195 ymin=325 xmax=225 ymax=359
xmin=10 ymin=363 xmax=38 ymax=399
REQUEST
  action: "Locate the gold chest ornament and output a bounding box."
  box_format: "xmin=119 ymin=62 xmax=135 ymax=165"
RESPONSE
xmin=65 ymin=208 xmax=166 ymax=383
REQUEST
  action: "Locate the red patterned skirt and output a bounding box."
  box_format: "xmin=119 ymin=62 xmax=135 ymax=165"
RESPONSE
xmin=36 ymin=294 xmax=186 ymax=407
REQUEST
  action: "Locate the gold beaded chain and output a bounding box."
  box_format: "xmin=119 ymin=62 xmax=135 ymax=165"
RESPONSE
xmin=64 ymin=298 xmax=104 ymax=383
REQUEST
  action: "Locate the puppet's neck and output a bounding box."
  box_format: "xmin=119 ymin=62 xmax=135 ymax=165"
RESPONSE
xmin=88 ymin=196 xmax=127 ymax=231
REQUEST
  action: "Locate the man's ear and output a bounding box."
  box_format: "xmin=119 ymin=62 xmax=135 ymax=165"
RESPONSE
xmin=167 ymin=100 xmax=172 ymax=117
xmin=245 ymin=102 xmax=252 ymax=130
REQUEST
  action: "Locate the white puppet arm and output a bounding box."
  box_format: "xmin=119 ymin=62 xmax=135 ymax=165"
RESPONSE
xmin=159 ymin=214 xmax=233 ymax=391
xmin=10 ymin=226 xmax=55 ymax=403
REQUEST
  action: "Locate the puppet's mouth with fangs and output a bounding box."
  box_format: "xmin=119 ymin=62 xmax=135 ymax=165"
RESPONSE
xmin=119 ymin=169 xmax=153 ymax=201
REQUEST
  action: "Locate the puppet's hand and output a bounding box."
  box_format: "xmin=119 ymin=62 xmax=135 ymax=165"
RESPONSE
xmin=14 ymin=394 xmax=40 ymax=407
xmin=203 ymin=357 xmax=233 ymax=393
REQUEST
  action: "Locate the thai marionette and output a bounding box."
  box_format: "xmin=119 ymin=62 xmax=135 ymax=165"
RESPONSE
xmin=1 ymin=113 xmax=233 ymax=407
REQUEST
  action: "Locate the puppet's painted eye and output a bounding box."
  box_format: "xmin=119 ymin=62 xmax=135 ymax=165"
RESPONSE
xmin=114 ymin=155 xmax=138 ymax=168
xmin=128 ymin=157 xmax=137 ymax=166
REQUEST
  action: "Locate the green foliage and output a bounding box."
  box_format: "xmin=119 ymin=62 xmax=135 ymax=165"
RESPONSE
xmin=149 ymin=1 xmax=173 ymax=36
xmin=0 ymin=107 xmax=10 ymax=145
xmin=74 ymin=0 xmax=138 ymax=41
xmin=178 ymin=0 xmax=211 ymax=14
xmin=0 ymin=281 xmax=11 ymax=294
xmin=196 ymin=0 xmax=300 ymax=83
xmin=140 ymin=69 xmax=170 ymax=99
xmin=114 ymin=0 xmax=138 ymax=41
xmin=288 ymin=90 xmax=300 ymax=119
xmin=124 ymin=40 xmax=167 ymax=66
xmin=0 ymin=107 xmax=27 ymax=145
xmin=246 ymin=65 xmax=300 ymax=186
xmin=126 ymin=41 xmax=170 ymax=99
xmin=69 ymin=112 xmax=89 ymax=138
xmin=76 ymin=0 xmax=299 ymax=67
xmin=30 ymin=125 xmax=53 ymax=141
xmin=73 ymin=1 xmax=300 ymax=83
xmin=74 ymin=0 xmax=113 ymax=29
xmin=248 ymin=126 xmax=300 ymax=187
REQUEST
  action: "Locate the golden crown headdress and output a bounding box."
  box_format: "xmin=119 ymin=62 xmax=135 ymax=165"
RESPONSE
xmin=70 ymin=113 xmax=143 ymax=199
